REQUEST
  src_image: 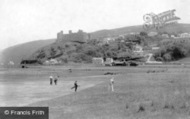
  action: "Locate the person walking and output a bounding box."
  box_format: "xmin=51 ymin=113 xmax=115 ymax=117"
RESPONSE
xmin=49 ymin=75 xmax=53 ymax=85
xmin=71 ymin=81 xmax=79 ymax=92
xmin=54 ymin=76 xmax=59 ymax=85
xmin=110 ymin=77 xmax=114 ymax=92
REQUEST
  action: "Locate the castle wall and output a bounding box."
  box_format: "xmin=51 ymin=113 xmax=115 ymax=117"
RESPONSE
xmin=56 ymin=30 xmax=90 ymax=43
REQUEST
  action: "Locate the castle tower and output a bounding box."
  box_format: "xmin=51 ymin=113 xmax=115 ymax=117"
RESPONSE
xmin=57 ymin=31 xmax=64 ymax=41
xmin=56 ymin=29 xmax=89 ymax=43
xmin=69 ymin=30 xmax=72 ymax=34
xmin=78 ymin=29 xmax=83 ymax=33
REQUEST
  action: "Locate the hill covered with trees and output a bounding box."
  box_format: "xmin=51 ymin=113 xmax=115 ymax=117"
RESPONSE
xmin=2 ymin=23 xmax=190 ymax=65
xmin=29 ymin=32 xmax=157 ymax=64
xmin=1 ymin=39 xmax=55 ymax=65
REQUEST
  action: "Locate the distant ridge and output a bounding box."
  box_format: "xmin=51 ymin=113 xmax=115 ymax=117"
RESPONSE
xmin=90 ymin=25 xmax=143 ymax=39
xmin=90 ymin=23 xmax=190 ymax=39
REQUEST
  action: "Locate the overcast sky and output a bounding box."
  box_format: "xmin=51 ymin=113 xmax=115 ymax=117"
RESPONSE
xmin=0 ymin=0 xmax=189 ymax=50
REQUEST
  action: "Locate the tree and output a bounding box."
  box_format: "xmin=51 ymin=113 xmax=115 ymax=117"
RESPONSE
xmin=117 ymin=52 xmax=132 ymax=58
xmin=140 ymin=31 xmax=148 ymax=37
xmin=87 ymin=39 xmax=100 ymax=46
xmin=163 ymin=53 xmax=172 ymax=61
xmin=154 ymin=40 xmax=190 ymax=62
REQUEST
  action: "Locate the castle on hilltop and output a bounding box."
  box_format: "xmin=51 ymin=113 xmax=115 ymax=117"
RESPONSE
xmin=56 ymin=30 xmax=91 ymax=43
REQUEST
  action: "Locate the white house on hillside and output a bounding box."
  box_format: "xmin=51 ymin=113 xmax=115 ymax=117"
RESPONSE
xmin=133 ymin=45 xmax=143 ymax=53
xmin=44 ymin=59 xmax=60 ymax=65
xmin=180 ymin=33 xmax=190 ymax=38
xmin=148 ymin=32 xmax=158 ymax=37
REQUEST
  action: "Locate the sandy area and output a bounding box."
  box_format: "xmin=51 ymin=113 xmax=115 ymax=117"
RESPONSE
xmin=0 ymin=68 xmax=103 ymax=106
xmin=0 ymin=80 xmax=101 ymax=106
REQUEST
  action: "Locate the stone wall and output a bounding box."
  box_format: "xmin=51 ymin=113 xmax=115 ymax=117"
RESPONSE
xmin=57 ymin=30 xmax=90 ymax=43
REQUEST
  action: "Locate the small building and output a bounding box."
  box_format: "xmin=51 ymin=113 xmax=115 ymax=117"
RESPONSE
xmin=44 ymin=59 xmax=59 ymax=65
xmin=133 ymin=45 xmax=144 ymax=56
xmin=92 ymin=57 xmax=104 ymax=66
xmin=162 ymin=34 xmax=169 ymax=38
xmin=102 ymin=37 xmax=115 ymax=44
xmin=133 ymin=45 xmax=143 ymax=53
xmin=129 ymin=32 xmax=139 ymax=35
xmin=148 ymin=32 xmax=158 ymax=37
xmin=152 ymin=47 xmax=160 ymax=50
xmin=8 ymin=61 xmax=14 ymax=65
xmin=180 ymin=33 xmax=190 ymax=38
xmin=104 ymin=58 xmax=114 ymax=66
xmin=43 ymin=60 xmax=50 ymax=65
xmin=171 ymin=35 xmax=176 ymax=38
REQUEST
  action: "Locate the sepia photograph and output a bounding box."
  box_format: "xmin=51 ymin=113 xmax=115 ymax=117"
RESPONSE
xmin=0 ymin=0 xmax=190 ymax=119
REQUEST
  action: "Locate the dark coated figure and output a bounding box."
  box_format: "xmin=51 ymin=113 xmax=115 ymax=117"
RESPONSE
xmin=71 ymin=81 xmax=79 ymax=92
xmin=54 ymin=76 xmax=59 ymax=85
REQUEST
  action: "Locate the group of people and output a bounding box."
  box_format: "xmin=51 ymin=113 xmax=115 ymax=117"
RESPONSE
xmin=49 ymin=74 xmax=115 ymax=92
xmin=49 ymin=75 xmax=79 ymax=92
xmin=49 ymin=75 xmax=59 ymax=85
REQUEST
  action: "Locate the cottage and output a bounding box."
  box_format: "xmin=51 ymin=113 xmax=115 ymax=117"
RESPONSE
xmin=180 ymin=33 xmax=190 ymax=38
xmin=92 ymin=57 xmax=104 ymax=66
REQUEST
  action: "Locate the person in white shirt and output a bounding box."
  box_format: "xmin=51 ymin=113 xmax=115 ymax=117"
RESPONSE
xmin=110 ymin=77 xmax=114 ymax=92
xmin=49 ymin=75 xmax=53 ymax=85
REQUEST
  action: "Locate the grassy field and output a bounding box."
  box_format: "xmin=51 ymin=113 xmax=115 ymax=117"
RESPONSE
xmin=19 ymin=65 xmax=190 ymax=119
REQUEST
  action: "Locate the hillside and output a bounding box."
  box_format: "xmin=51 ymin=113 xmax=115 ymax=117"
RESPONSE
xmin=1 ymin=39 xmax=55 ymax=65
xmin=31 ymin=23 xmax=190 ymax=64
xmin=2 ymin=23 xmax=190 ymax=66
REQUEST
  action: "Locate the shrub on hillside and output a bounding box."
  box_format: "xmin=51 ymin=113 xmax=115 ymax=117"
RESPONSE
xmin=58 ymin=55 xmax=68 ymax=63
xmin=70 ymin=53 xmax=92 ymax=63
xmin=154 ymin=39 xmax=190 ymax=61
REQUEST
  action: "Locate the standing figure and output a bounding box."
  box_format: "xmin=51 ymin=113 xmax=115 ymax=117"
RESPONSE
xmin=71 ymin=81 xmax=79 ymax=92
xmin=54 ymin=76 xmax=59 ymax=85
xmin=110 ymin=77 xmax=114 ymax=92
xmin=49 ymin=75 xmax=53 ymax=85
